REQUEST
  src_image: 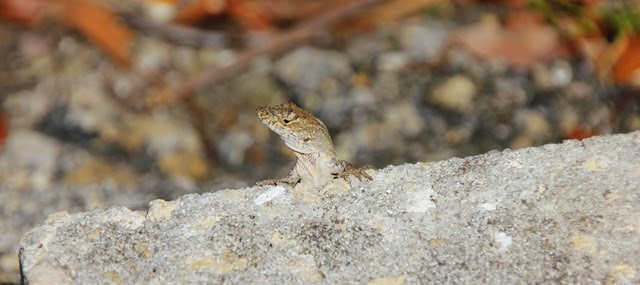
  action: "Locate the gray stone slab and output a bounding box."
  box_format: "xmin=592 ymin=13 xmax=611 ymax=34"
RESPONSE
xmin=20 ymin=131 xmax=640 ymax=284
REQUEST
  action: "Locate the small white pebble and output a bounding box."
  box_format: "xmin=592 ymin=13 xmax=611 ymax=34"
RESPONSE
xmin=378 ymin=52 xmax=408 ymax=72
xmin=143 ymin=2 xmax=176 ymax=22
xmin=254 ymin=186 xmax=286 ymax=206
xmin=495 ymin=232 xmax=513 ymax=251
xmin=478 ymin=203 xmax=497 ymax=211
xmin=508 ymin=160 xmax=523 ymax=169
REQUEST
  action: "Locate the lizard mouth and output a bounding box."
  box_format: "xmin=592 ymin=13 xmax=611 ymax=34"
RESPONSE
xmin=255 ymin=106 xmax=282 ymax=133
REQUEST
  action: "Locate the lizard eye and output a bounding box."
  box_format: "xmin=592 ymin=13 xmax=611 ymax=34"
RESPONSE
xmin=283 ymin=119 xmax=291 ymax=124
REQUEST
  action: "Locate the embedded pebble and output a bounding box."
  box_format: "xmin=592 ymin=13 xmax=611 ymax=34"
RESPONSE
xmin=254 ymin=186 xmax=286 ymax=206
xmin=378 ymin=51 xmax=408 ymax=72
xmin=515 ymin=109 xmax=551 ymax=139
xmin=398 ymin=21 xmax=449 ymax=63
xmin=495 ymin=232 xmax=513 ymax=251
xmin=532 ymin=60 xmax=573 ymax=89
xmin=274 ymin=46 xmax=352 ymax=94
xmin=428 ymin=75 xmax=477 ymax=112
xmin=0 ymin=129 xmax=60 ymax=190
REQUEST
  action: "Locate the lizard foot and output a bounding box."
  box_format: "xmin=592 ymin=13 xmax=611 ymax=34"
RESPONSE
xmin=338 ymin=165 xmax=373 ymax=182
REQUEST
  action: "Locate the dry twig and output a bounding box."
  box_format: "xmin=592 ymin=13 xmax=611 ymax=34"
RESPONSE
xmin=123 ymin=14 xmax=227 ymax=48
xmin=146 ymin=0 xmax=390 ymax=107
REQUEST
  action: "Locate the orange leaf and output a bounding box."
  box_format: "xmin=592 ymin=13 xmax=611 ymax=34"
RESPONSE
xmin=227 ymin=0 xmax=273 ymax=30
xmin=175 ymin=0 xmax=227 ymax=24
xmin=248 ymin=0 xmax=352 ymax=22
xmin=565 ymin=126 xmax=597 ymax=140
xmin=370 ymin=0 xmax=444 ymax=23
xmin=61 ymin=0 xmax=133 ymax=65
xmin=342 ymin=0 xmax=442 ymax=32
xmin=0 ymin=0 xmax=52 ymax=25
xmin=504 ymin=8 xmax=544 ymax=29
xmin=0 ymin=113 xmax=7 ymax=149
xmin=452 ymin=15 xmax=560 ymax=68
xmin=613 ymin=36 xmax=640 ymax=86
xmin=147 ymin=0 xmax=179 ymax=4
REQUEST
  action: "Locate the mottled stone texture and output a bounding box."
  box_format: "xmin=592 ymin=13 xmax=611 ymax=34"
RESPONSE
xmin=20 ymin=132 xmax=640 ymax=284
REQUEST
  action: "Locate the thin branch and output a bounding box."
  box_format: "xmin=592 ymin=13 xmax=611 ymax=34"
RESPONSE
xmin=123 ymin=14 xmax=227 ymax=48
xmin=148 ymin=0 xmax=390 ymax=106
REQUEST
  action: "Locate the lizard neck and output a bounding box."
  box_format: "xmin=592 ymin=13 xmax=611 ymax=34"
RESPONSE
xmin=293 ymin=148 xmax=336 ymax=159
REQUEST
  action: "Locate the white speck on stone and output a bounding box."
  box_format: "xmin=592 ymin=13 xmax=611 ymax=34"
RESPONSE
xmin=405 ymin=187 xmax=436 ymax=213
xmin=147 ymin=199 xmax=179 ymax=222
xmin=254 ymin=186 xmax=286 ymax=206
xmin=508 ymin=160 xmax=523 ymax=169
xmin=537 ymin=184 xmax=547 ymax=193
xmin=495 ymin=232 xmax=513 ymax=251
xmin=478 ymin=203 xmax=497 ymax=211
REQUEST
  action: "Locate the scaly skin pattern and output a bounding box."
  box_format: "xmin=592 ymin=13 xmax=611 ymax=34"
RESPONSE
xmin=256 ymin=102 xmax=372 ymax=189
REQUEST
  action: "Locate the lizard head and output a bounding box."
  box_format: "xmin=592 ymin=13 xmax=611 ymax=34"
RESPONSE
xmin=256 ymin=102 xmax=335 ymax=155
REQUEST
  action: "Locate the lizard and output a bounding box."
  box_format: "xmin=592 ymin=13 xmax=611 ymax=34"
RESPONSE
xmin=255 ymin=102 xmax=372 ymax=189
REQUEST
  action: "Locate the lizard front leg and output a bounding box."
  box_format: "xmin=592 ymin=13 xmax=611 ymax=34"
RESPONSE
xmin=331 ymin=158 xmax=372 ymax=182
xmin=256 ymin=166 xmax=301 ymax=186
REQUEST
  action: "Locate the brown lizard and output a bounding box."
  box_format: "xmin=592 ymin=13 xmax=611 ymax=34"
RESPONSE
xmin=256 ymin=102 xmax=372 ymax=189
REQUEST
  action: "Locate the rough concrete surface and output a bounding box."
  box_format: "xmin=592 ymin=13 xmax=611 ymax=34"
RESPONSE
xmin=20 ymin=131 xmax=640 ymax=284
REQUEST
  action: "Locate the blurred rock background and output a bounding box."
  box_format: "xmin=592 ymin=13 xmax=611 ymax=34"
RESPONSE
xmin=1 ymin=0 xmax=640 ymax=283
